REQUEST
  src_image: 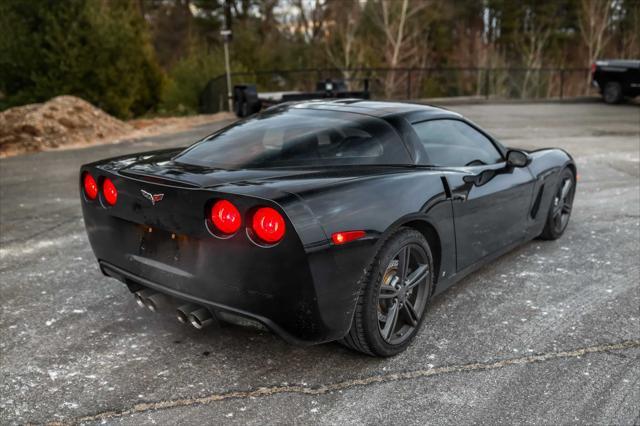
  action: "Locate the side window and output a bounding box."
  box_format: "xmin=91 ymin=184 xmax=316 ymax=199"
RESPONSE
xmin=412 ymin=119 xmax=503 ymax=167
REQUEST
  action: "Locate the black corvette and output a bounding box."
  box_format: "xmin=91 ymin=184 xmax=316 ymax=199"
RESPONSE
xmin=80 ymin=100 xmax=576 ymax=356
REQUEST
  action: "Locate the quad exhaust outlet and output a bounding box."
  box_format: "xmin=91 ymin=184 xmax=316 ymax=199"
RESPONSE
xmin=176 ymin=304 xmax=199 ymax=324
xmin=177 ymin=304 xmax=215 ymax=329
xmin=134 ymin=290 xmax=214 ymax=329
xmin=134 ymin=289 xmax=156 ymax=309
xmin=143 ymin=292 xmax=167 ymax=312
xmin=134 ymin=289 xmax=166 ymax=312
xmin=188 ymin=308 xmax=215 ymax=329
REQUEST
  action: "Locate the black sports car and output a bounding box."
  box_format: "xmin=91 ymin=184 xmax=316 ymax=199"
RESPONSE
xmin=80 ymin=100 xmax=576 ymax=356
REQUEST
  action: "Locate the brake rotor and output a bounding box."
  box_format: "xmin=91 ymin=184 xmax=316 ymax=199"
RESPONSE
xmin=378 ymin=259 xmax=399 ymax=318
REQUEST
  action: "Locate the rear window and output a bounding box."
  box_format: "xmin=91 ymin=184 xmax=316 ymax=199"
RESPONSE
xmin=174 ymin=108 xmax=410 ymax=169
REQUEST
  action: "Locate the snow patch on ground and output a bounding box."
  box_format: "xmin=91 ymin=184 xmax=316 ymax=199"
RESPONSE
xmin=0 ymin=233 xmax=83 ymax=260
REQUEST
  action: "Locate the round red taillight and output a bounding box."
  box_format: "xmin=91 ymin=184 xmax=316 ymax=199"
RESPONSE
xmin=102 ymin=178 xmax=118 ymax=206
xmin=211 ymin=200 xmax=242 ymax=234
xmin=251 ymin=207 xmax=286 ymax=244
xmin=83 ymin=172 xmax=98 ymax=200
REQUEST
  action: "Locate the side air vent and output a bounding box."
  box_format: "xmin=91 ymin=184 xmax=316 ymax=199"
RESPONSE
xmin=530 ymin=184 xmax=544 ymax=218
xmin=440 ymin=176 xmax=452 ymax=199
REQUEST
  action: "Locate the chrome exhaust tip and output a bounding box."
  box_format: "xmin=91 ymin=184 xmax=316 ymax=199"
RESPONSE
xmin=134 ymin=289 xmax=156 ymax=309
xmin=143 ymin=293 xmax=166 ymax=312
xmin=188 ymin=308 xmax=214 ymax=329
xmin=176 ymin=304 xmax=199 ymax=324
xmin=135 ymin=294 xmax=146 ymax=309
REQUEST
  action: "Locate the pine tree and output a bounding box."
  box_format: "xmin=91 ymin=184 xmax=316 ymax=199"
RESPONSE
xmin=0 ymin=0 xmax=164 ymax=118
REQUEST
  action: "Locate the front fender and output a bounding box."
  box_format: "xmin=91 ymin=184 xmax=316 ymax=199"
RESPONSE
xmin=525 ymin=148 xmax=576 ymax=237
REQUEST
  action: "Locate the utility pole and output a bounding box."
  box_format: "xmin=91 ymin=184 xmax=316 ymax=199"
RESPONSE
xmin=222 ymin=0 xmax=233 ymax=113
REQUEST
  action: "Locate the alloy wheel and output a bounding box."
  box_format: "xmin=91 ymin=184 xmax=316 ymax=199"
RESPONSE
xmin=377 ymin=244 xmax=430 ymax=345
xmin=552 ymin=177 xmax=575 ymax=234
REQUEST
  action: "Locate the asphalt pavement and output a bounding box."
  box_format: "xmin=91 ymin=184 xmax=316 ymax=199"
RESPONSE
xmin=1 ymin=102 xmax=639 ymax=425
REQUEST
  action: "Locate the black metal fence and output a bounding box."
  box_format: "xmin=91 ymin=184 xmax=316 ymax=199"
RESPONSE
xmin=200 ymin=67 xmax=592 ymax=113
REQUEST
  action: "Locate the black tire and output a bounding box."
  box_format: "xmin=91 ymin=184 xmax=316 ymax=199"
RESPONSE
xmin=539 ymin=168 xmax=576 ymax=240
xmin=603 ymin=81 xmax=623 ymax=104
xmin=341 ymin=228 xmax=434 ymax=357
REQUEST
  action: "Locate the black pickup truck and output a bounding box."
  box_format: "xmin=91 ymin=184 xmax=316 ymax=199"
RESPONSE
xmin=591 ymin=59 xmax=640 ymax=104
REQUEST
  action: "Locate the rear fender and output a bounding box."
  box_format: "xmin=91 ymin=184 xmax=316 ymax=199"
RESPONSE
xmin=276 ymin=170 xmax=456 ymax=337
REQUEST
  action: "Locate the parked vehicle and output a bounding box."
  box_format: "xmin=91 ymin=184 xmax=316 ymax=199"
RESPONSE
xmin=591 ymin=59 xmax=640 ymax=103
xmin=80 ymin=100 xmax=576 ymax=356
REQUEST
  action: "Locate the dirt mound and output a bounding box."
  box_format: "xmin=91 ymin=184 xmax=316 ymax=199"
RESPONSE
xmin=0 ymin=96 xmax=133 ymax=157
xmin=128 ymin=112 xmax=235 ymax=136
xmin=0 ymin=96 xmax=236 ymax=158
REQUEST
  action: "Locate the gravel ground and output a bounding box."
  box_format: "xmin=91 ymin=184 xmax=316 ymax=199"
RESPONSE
xmin=0 ymin=102 xmax=639 ymax=425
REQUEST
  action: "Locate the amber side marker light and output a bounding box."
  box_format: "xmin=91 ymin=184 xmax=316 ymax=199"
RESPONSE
xmin=211 ymin=199 xmax=242 ymax=234
xmin=82 ymin=172 xmax=98 ymax=200
xmin=102 ymin=178 xmax=118 ymax=206
xmin=332 ymin=230 xmax=366 ymax=245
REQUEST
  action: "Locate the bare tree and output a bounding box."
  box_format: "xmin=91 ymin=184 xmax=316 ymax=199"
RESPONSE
xmin=579 ymin=0 xmax=614 ymax=88
xmin=617 ymin=0 xmax=640 ymax=58
xmin=444 ymin=1 xmax=495 ymax=97
xmin=323 ymin=0 xmax=364 ymax=84
xmin=518 ymin=18 xmax=554 ymax=98
xmin=293 ymin=0 xmax=327 ymax=43
xmin=371 ymin=0 xmax=430 ymax=98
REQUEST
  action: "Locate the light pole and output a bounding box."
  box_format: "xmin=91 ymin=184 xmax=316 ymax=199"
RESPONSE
xmin=221 ymin=29 xmax=233 ymax=113
xmin=222 ymin=0 xmax=233 ymax=113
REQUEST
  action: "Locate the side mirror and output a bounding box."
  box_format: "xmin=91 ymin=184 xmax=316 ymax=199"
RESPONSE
xmin=506 ymin=150 xmax=530 ymax=168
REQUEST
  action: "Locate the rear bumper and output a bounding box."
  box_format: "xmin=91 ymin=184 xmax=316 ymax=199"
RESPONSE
xmin=100 ymin=261 xmax=314 ymax=345
xmin=83 ymin=202 xmax=375 ymax=346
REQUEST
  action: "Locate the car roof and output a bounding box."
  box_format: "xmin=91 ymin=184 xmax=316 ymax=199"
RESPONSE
xmin=275 ymin=99 xmax=461 ymax=119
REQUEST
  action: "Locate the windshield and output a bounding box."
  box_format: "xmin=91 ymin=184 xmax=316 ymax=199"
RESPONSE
xmin=174 ymin=108 xmax=411 ymax=169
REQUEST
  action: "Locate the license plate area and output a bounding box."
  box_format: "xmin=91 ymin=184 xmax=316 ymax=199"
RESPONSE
xmin=138 ymin=225 xmax=182 ymax=265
